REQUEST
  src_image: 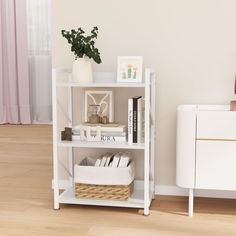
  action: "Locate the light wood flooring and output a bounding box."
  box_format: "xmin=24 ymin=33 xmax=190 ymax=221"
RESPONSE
xmin=1 ymin=125 xmax=236 ymax=235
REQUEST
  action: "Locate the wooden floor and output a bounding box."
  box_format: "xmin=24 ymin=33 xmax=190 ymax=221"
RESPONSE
xmin=1 ymin=125 xmax=236 ymax=235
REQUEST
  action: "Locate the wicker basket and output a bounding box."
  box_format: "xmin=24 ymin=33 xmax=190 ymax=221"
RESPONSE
xmin=74 ymin=158 xmax=135 ymax=200
xmin=75 ymin=182 xmax=134 ymax=200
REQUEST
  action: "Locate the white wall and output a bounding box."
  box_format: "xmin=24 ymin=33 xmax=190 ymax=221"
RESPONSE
xmin=52 ymin=0 xmax=236 ymax=186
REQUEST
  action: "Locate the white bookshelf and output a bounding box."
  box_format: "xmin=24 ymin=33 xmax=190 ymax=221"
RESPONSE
xmin=52 ymin=68 xmax=156 ymax=215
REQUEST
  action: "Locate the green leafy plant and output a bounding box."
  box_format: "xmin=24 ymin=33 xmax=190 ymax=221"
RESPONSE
xmin=61 ymin=26 xmax=102 ymax=64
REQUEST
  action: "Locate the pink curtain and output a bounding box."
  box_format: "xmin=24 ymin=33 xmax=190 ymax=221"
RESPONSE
xmin=0 ymin=0 xmax=31 ymax=124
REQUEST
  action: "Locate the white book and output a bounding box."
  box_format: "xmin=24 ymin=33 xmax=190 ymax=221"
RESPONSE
xmin=137 ymin=98 xmax=145 ymax=143
xmin=100 ymin=135 xmax=126 ymax=142
xmin=94 ymin=159 xmax=101 ymax=167
xmin=100 ymin=156 xmax=107 ymax=167
xmin=110 ymin=153 xmax=121 ymax=167
xmin=74 ymin=124 xmax=126 ymax=133
xmin=105 ymin=157 xmax=111 ymax=167
xmin=128 ymin=99 xmax=133 ymax=143
xmin=72 ymin=134 xmax=126 ymax=142
xmin=99 ymin=131 xmax=127 ymax=136
xmin=118 ymin=152 xmax=131 ymax=168
xmin=73 ymin=131 xmax=126 ymax=136
xmin=104 ymin=153 xmax=113 ymax=167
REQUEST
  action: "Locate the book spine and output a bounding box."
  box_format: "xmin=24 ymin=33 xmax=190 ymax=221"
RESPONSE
xmin=138 ymin=99 xmax=145 ymax=143
xmin=141 ymin=100 xmax=145 ymax=143
xmin=72 ymin=135 xmax=126 ymax=142
xmin=100 ymin=135 xmax=126 ymax=142
xmin=133 ymin=98 xmax=138 ymax=143
xmin=137 ymin=99 xmax=141 ymax=143
xmin=128 ymin=99 xmax=133 ymax=143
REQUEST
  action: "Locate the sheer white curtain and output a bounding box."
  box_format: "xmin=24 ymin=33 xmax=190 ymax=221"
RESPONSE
xmin=27 ymin=0 xmax=52 ymax=122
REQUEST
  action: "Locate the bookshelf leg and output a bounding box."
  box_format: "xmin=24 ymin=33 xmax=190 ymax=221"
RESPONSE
xmin=54 ymin=198 xmax=60 ymax=210
xmin=53 ymin=180 xmax=60 ymax=210
xmin=54 ymin=205 xmax=60 ymax=210
xmin=144 ymin=207 xmax=150 ymax=216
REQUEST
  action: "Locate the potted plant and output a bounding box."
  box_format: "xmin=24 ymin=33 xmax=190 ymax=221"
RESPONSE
xmin=61 ymin=26 xmax=102 ymax=82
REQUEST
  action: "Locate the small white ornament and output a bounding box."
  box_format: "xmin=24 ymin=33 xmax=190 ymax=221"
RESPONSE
xmin=79 ymin=125 xmax=101 ymax=142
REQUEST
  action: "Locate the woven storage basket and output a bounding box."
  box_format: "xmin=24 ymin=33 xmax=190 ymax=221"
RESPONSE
xmin=74 ymin=159 xmax=135 ymax=200
xmin=75 ymin=182 xmax=134 ymax=200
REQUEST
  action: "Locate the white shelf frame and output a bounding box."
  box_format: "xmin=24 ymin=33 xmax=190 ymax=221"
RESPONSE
xmin=52 ymin=68 xmax=156 ymax=215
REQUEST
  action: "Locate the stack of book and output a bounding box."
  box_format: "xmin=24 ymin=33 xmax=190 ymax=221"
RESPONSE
xmin=93 ymin=152 xmax=132 ymax=168
xmin=72 ymin=123 xmax=127 ymax=142
xmin=128 ymin=96 xmax=145 ymax=143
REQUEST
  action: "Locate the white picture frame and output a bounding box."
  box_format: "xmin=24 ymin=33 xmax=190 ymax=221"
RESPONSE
xmin=84 ymin=90 xmax=114 ymax=122
xmin=117 ymin=56 xmax=143 ymax=83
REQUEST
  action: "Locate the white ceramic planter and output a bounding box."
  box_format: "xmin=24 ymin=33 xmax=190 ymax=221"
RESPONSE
xmin=72 ymin=57 xmax=93 ymax=83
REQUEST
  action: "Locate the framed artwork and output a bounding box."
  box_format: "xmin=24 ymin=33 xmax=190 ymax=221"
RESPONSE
xmin=84 ymin=90 xmax=114 ymax=123
xmin=117 ymin=56 xmax=143 ymax=83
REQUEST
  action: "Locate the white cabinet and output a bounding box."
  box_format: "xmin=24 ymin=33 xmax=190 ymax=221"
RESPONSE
xmin=176 ymin=105 xmax=236 ymax=216
xmin=196 ymin=140 xmax=236 ymax=191
xmin=197 ymin=111 xmax=236 ymax=140
xmin=52 ymin=69 xmax=156 ymax=215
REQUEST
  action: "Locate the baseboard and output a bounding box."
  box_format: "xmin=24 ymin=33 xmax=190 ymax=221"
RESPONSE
xmin=155 ymin=185 xmax=188 ymax=196
xmin=32 ymin=121 xmax=52 ymax=125
xmin=52 ymin=180 xmax=236 ymax=199
xmin=156 ymin=185 xmax=236 ymax=199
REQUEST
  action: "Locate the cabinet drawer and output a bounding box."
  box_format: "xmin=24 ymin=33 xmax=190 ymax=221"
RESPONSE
xmin=196 ymin=140 xmax=236 ymax=191
xmin=197 ymin=111 xmax=236 ymax=140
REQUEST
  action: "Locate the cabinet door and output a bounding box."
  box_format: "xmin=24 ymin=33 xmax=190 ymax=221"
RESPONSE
xmin=197 ymin=111 xmax=236 ymax=140
xmin=196 ymin=140 xmax=236 ymax=191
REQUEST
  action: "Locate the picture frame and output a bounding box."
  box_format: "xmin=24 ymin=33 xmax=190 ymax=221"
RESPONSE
xmin=117 ymin=56 xmax=143 ymax=83
xmin=84 ymin=90 xmax=114 ymax=123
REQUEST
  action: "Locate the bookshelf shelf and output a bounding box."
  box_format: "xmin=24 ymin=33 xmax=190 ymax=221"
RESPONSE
xmin=58 ymin=140 xmax=145 ymax=149
xmin=55 ymin=71 xmax=145 ymax=88
xmin=59 ymin=181 xmax=153 ymax=209
xmin=52 ymin=68 xmax=156 ymax=215
xmin=57 ymin=81 xmax=145 ymax=88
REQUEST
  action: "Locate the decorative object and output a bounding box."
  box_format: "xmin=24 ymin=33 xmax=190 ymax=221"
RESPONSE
xmin=85 ymin=90 xmax=114 ymax=123
xmin=101 ymin=116 xmax=109 ymax=124
xmin=61 ymin=27 xmax=102 ymax=83
xmin=230 ymin=76 xmax=236 ymax=111
xmin=79 ymin=126 xmax=101 ymax=142
xmin=61 ymin=127 xmax=72 ymax=141
xmin=117 ymin=56 xmax=143 ymax=83
xmin=71 ymin=57 xmax=93 ymax=83
xmin=88 ymin=105 xmax=101 ymax=124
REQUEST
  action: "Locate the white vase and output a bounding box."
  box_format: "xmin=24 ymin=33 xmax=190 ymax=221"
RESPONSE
xmin=72 ymin=57 xmax=93 ymax=83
